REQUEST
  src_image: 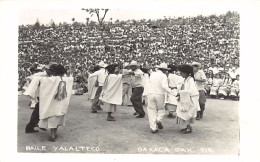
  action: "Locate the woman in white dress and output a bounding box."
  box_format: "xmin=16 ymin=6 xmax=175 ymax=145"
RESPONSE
xmin=25 ymin=64 xmax=74 ymax=142
xmin=218 ymin=73 xmax=232 ymax=100
xmin=99 ymin=64 xmax=129 ymax=121
xmin=175 ymin=65 xmax=199 ymax=134
xmin=210 ymin=73 xmax=221 ymax=98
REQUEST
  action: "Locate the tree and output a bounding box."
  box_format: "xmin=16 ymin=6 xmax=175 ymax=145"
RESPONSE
xmin=33 ymin=18 xmax=40 ymax=29
xmin=50 ymin=19 xmax=56 ymax=28
xmin=82 ymin=8 xmax=109 ymax=56
xmin=82 ymin=8 xmax=109 ymax=30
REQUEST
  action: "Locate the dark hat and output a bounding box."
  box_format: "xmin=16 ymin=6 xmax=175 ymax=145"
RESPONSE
xmin=45 ymin=62 xmax=58 ymax=70
xmin=106 ymin=64 xmax=118 ymax=73
xmin=51 ymin=64 xmax=67 ymax=76
xmin=168 ymin=64 xmax=178 ymax=73
xmin=178 ymin=64 xmax=193 ymax=74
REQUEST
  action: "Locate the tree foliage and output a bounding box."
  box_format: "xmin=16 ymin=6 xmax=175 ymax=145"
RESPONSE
xmin=33 ymin=18 xmax=40 ymax=29
xmin=82 ymin=8 xmax=109 ymax=28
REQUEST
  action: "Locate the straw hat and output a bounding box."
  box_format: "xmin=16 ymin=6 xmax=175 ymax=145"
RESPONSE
xmin=129 ymin=60 xmax=139 ymax=66
xmin=191 ymin=62 xmax=201 ymax=68
xmin=156 ymin=63 xmax=170 ymax=70
xmin=123 ymin=62 xmax=130 ymax=68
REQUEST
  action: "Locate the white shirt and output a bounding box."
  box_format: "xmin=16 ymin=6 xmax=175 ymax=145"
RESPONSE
xmin=149 ymin=70 xmax=172 ymax=95
xmin=194 ymin=70 xmax=206 ymax=90
xmin=168 ymin=73 xmax=184 ymax=88
xmin=89 ymin=68 xmax=108 ymax=86
xmin=131 ymin=69 xmax=144 ymax=88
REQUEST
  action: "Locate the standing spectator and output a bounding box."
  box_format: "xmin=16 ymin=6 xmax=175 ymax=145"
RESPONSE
xmin=192 ymin=62 xmax=206 ymax=120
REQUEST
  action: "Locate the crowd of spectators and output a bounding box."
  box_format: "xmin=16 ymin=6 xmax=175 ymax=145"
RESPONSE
xmin=18 ymin=11 xmax=240 ymax=91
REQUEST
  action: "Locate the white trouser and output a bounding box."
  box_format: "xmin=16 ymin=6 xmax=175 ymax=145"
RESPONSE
xmin=147 ymin=94 xmax=165 ymax=131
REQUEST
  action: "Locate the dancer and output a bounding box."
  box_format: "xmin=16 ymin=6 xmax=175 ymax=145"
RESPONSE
xmin=24 ymin=62 xmax=56 ymax=133
xmin=88 ymin=61 xmax=108 ymax=113
xmin=88 ymin=66 xmax=100 ymax=102
xmin=147 ymin=63 xmax=176 ymax=133
xmin=176 ymin=65 xmax=199 ymax=134
xmin=191 ymin=62 xmax=206 ymax=120
xmin=121 ymin=62 xmax=132 ymax=105
xmin=128 ymin=61 xmax=145 ymax=118
xmin=165 ymin=64 xmax=184 ymax=118
xmin=99 ymin=64 xmax=127 ymax=121
xmin=25 ymin=64 xmax=73 ymax=142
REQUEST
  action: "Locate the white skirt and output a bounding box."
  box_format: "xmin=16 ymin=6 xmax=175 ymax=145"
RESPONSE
xmin=38 ymin=115 xmax=66 ymax=129
xmin=102 ymin=102 xmax=116 ymax=113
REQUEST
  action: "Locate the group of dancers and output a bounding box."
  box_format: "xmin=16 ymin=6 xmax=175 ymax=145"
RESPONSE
xmin=86 ymin=60 xmax=207 ymax=134
xmin=23 ymin=60 xmax=207 ymax=142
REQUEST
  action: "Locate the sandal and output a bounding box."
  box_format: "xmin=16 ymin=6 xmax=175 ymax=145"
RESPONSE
xmin=107 ymin=117 xmax=116 ymax=121
xmin=48 ymin=137 xmax=56 ymax=142
xmin=183 ymin=127 xmax=192 ymax=134
xmin=181 ymin=128 xmax=187 ymax=132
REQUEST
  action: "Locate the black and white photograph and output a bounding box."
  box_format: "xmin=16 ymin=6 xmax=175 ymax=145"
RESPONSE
xmin=1 ymin=0 xmax=260 ymax=161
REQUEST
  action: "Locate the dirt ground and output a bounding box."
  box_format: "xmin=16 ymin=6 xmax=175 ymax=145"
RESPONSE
xmin=17 ymin=94 xmax=239 ymax=154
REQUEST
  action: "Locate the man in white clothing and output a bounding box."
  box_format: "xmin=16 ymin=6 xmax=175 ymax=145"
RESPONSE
xmin=147 ymin=63 xmax=175 ymax=133
xmin=88 ymin=61 xmax=108 ymax=113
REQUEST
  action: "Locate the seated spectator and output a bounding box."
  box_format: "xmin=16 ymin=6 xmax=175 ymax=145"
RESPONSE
xmin=218 ymin=73 xmax=232 ymax=99
xmin=230 ymin=74 xmax=240 ymax=100
xmin=210 ymin=73 xmax=221 ymax=98
xmin=204 ymin=73 xmax=213 ymax=97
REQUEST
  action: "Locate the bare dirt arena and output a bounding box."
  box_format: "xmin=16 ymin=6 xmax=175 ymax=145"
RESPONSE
xmin=18 ymin=94 xmax=239 ymax=154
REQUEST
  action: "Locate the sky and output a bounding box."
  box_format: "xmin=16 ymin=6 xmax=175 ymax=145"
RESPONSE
xmin=18 ymin=6 xmax=239 ymax=25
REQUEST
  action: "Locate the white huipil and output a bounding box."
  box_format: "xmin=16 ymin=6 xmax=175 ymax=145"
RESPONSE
xmin=24 ymin=76 xmax=73 ymax=128
xmin=99 ymin=74 xmax=123 ymax=112
xmin=147 ymin=70 xmax=176 ymax=131
xmin=176 ymin=76 xmax=199 ymax=121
